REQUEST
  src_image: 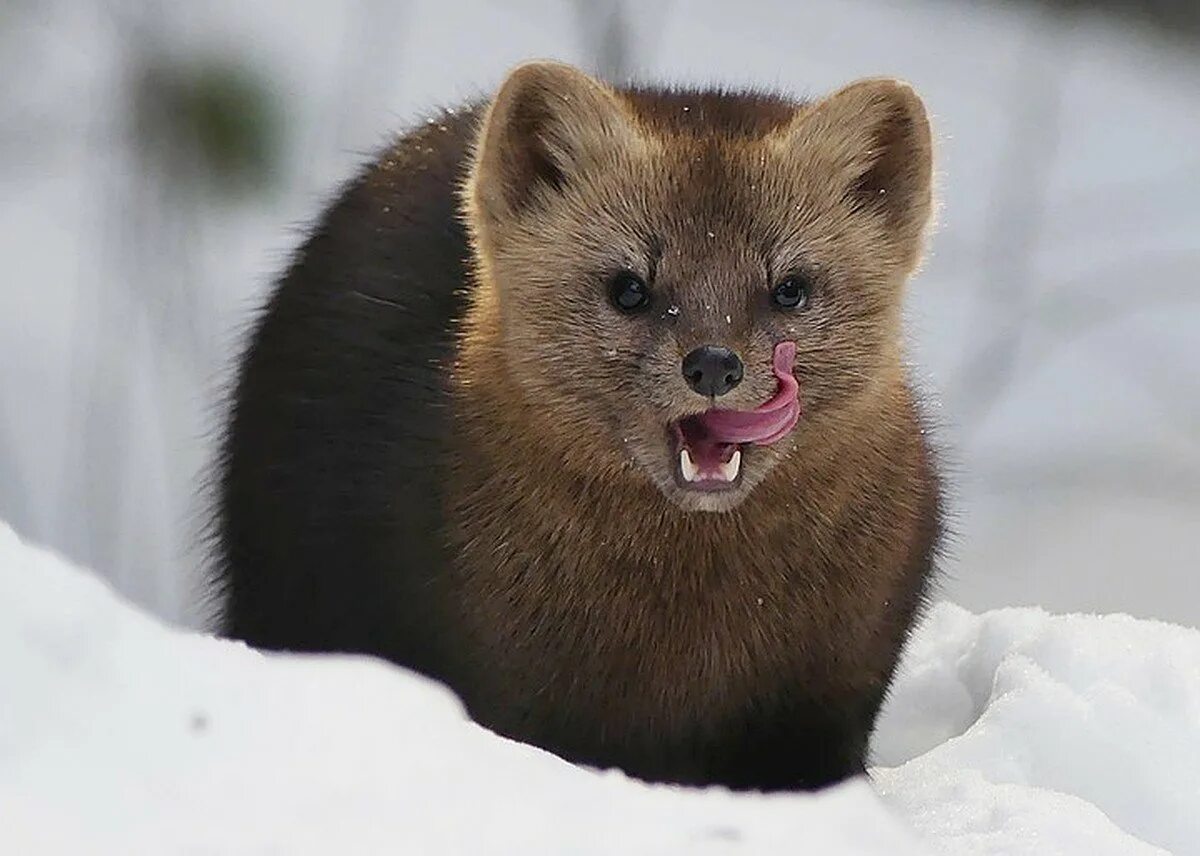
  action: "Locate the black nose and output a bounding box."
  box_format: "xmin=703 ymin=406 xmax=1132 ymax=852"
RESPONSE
xmin=682 ymin=345 xmax=744 ymax=397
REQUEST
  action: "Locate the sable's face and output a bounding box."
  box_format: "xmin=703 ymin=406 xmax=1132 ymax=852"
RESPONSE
xmin=467 ymin=63 xmax=933 ymax=512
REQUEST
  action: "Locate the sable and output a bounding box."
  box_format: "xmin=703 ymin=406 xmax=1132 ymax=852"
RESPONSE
xmin=213 ymin=61 xmax=942 ymax=791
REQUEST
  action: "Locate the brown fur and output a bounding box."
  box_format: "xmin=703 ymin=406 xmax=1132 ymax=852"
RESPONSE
xmin=215 ymin=60 xmax=941 ymax=791
xmin=442 ymin=63 xmax=939 ymax=782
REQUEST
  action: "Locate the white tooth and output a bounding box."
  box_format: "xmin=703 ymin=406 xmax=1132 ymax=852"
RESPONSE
xmin=718 ymin=450 xmax=742 ymax=482
xmin=680 ymin=448 xmax=700 ymax=482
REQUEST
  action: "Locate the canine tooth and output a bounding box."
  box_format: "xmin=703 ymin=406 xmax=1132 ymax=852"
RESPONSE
xmin=718 ymin=450 xmax=742 ymax=482
xmin=680 ymin=448 xmax=699 ymax=482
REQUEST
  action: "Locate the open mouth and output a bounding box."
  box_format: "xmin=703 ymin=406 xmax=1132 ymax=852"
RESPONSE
xmin=672 ymin=418 xmax=746 ymax=490
xmin=670 ymin=342 xmax=801 ymax=492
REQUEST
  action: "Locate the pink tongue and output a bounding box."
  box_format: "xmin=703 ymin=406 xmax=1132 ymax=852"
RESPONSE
xmin=702 ymin=341 xmax=800 ymax=445
xmin=678 ymin=342 xmax=800 ymax=470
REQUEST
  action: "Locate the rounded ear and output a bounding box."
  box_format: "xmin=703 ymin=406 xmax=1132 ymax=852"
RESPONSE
xmin=467 ymin=61 xmax=640 ymax=227
xmin=778 ymin=78 xmax=934 ymax=261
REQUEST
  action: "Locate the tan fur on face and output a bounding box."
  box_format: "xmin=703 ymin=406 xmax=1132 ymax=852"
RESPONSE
xmin=461 ymin=61 xmax=934 ymax=513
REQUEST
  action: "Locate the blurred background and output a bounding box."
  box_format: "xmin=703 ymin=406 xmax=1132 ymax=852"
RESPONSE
xmin=1 ymin=0 xmax=1197 ymax=631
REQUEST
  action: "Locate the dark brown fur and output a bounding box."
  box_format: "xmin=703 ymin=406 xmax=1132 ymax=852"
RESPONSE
xmin=214 ymin=61 xmax=942 ymax=791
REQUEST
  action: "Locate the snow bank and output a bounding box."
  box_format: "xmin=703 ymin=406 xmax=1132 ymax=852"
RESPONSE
xmin=0 ymin=522 xmax=923 ymax=855
xmin=4 ymin=521 xmax=1198 ymax=855
xmin=872 ymin=602 xmax=1200 ymax=855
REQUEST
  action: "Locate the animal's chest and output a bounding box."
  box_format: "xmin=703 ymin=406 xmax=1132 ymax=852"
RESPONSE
xmin=448 ymin=515 xmax=831 ymax=729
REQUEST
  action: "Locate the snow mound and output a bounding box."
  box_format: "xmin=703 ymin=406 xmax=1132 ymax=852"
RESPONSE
xmin=873 ymin=602 xmax=1200 ymax=854
xmin=0 ymin=522 xmax=922 ymax=855
xmin=3 ymin=520 xmax=1198 ymax=855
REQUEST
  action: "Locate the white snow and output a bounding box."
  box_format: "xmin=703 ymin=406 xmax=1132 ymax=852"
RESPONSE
xmin=5 ymin=522 xmax=1199 ymax=855
xmin=0 ymin=522 xmax=923 ymax=855
xmin=872 ymin=604 xmax=1200 ymax=854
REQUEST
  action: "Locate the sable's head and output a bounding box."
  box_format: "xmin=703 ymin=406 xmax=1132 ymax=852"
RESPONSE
xmin=464 ymin=61 xmax=933 ymax=512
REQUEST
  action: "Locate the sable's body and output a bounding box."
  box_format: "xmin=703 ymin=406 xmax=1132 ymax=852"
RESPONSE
xmin=216 ymin=64 xmax=941 ymax=790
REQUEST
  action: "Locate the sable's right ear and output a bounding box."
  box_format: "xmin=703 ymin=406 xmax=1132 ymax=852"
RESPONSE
xmin=468 ymin=61 xmax=639 ymax=226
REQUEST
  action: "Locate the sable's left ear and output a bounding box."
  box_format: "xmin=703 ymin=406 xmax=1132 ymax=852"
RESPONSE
xmin=780 ymin=78 xmax=933 ymax=266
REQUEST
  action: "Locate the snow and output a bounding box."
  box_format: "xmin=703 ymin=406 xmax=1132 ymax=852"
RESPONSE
xmin=873 ymin=604 xmax=1200 ymax=854
xmin=6 ymin=522 xmax=1200 ymax=855
xmin=0 ymin=521 xmax=923 ymax=855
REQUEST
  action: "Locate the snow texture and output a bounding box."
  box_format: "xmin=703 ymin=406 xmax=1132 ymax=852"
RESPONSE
xmin=873 ymin=604 xmax=1200 ymax=854
xmin=4 ymin=520 xmax=1198 ymax=855
xmin=0 ymin=522 xmax=922 ymax=855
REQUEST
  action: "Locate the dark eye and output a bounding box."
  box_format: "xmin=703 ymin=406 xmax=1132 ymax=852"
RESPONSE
xmin=771 ymin=276 xmax=811 ymax=310
xmin=608 ymin=272 xmax=652 ymax=313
